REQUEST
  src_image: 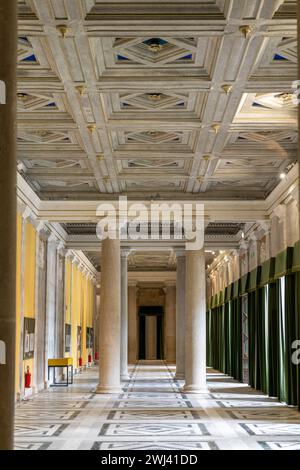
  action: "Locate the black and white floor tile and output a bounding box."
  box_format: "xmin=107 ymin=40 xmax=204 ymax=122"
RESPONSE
xmin=14 ymin=361 xmax=300 ymax=450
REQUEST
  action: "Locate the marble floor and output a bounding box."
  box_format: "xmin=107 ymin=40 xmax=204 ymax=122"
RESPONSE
xmin=14 ymin=361 xmax=300 ymax=450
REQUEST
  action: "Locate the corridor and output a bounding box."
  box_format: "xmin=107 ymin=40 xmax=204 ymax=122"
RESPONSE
xmin=15 ymin=362 xmax=300 ymax=451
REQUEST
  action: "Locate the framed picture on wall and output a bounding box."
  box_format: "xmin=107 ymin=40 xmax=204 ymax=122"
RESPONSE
xmin=65 ymin=323 xmax=71 ymax=353
xmin=23 ymin=317 xmax=35 ymax=359
xmin=86 ymin=327 xmax=94 ymax=348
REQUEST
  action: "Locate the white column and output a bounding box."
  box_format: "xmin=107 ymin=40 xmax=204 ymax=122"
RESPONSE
xmin=55 ymin=243 xmax=66 ymax=359
xmin=96 ymin=237 xmax=122 ymax=394
xmin=44 ymin=235 xmax=59 ymax=386
xmin=164 ymin=282 xmax=176 ymax=363
xmin=175 ymin=250 xmax=186 ymax=379
xmin=146 ymin=316 xmax=157 ymax=360
xmin=183 ymin=248 xmax=208 ymax=393
xmin=34 ymin=223 xmax=48 ymax=392
xmin=17 ymin=207 xmax=29 ymax=397
xmin=120 ymin=249 xmax=130 ymax=381
xmin=128 ymin=282 xmax=138 ymax=363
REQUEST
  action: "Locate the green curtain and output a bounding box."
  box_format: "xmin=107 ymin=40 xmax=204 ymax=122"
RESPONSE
xmin=278 ymin=277 xmax=287 ymax=402
xmin=225 ymin=300 xmax=232 ymax=376
xmin=206 ymin=309 xmax=212 ymax=367
xmin=231 ymin=297 xmax=242 ymax=381
xmin=257 ymin=286 xmax=269 ymax=394
xmin=268 ymin=281 xmax=280 ymax=398
xmin=207 ymin=249 xmax=300 ymax=409
xmin=284 ymin=274 xmax=298 ymax=405
xmin=296 ymin=272 xmax=300 ymax=410
xmin=206 ymin=304 xmax=227 ymax=374
xmin=248 ymin=291 xmax=256 ymax=388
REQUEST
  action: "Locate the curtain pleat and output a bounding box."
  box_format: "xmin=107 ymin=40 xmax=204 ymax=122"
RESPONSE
xmin=268 ymin=282 xmax=279 ymax=397
xmin=284 ymin=274 xmax=298 ymax=405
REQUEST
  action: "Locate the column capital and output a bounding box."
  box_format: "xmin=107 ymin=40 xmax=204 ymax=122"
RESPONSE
xmin=174 ymin=248 xmax=186 ymax=259
xmin=257 ymin=219 xmax=271 ymax=235
xmin=65 ymin=250 xmax=75 ymax=261
xmin=164 ymin=280 xmax=176 ymax=288
xmin=21 ymin=206 xmax=33 ymax=222
xmin=271 ymin=203 xmax=286 ymax=220
xmin=57 ymin=241 xmax=66 ymax=256
xmin=48 ymin=233 xmax=59 ymax=245
xmin=121 ymin=248 xmax=131 ymax=258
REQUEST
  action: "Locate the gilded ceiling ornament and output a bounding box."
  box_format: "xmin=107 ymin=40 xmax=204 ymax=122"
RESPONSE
xmin=37 ymin=130 xmax=47 ymax=137
xmin=148 ymin=131 xmax=160 ymax=137
xmin=56 ymin=25 xmax=69 ymax=39
xmin=148 ymin=93 xmax=162 ymax=101
xmin=148 ymin=38 xmax=162 ymax=53
xmin=221 ymin=84 xmax=232 ymax=94
xmin=275 ymin=92 xmax=293 ymax=104
xmin=76 ymin=85 xmax=86 ymax=96
xmin=17 ymin=92 xmax=27 ymax=101
xmin=239 ymin=25 xmax=252 ymax=38
xmin=96 ymin=154 xmax=105 ymax=161
xmin=202 ymin=155 xmax=210 ymax=161
xmin=87 ymin=124 xmax=96 ymax=133
xmin=211 ymin=123 xmax=221 ymax=133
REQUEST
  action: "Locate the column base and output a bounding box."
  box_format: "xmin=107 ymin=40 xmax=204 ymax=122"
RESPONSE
xmin=96 ymin=384 xmax=123 ymax=394
xmin=121 ymin=374 xmax=130 ymax=381
xmin=182 ymin=384 xmax=209 ymax=394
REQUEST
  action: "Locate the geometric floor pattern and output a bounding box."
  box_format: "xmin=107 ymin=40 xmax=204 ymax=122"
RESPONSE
xmin=14 ymin=361 xmax=300 ymax=450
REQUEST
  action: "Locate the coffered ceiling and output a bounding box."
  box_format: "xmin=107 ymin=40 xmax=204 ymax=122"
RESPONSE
xmin=17 ymin=0 xmax=298 ymax=202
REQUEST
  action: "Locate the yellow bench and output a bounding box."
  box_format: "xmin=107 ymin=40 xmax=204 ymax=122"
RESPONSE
xmin=48 ymin=358 xmax=73 ymax=386
xmin=48 ymin=358 xmax=73 ymax=367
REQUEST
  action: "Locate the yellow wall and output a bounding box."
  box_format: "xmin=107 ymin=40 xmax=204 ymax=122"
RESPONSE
xmin=15 ymin=214 xmax=22 ymax=393
xmin=15 ymin=218 xmax=96 ymax=396
xmin=22 ymin=222 xmax=36 ymax=389
xmin=65 ymin=261 xmax=95 ymax=367
xmin=65 ymin=259 xmax=72 ymax=326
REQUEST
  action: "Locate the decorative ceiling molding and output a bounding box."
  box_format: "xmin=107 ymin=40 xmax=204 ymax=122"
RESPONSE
xmin=16 ymin=1 xmax=297 ymax=201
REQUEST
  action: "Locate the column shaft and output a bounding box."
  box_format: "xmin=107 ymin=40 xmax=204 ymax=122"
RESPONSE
xmin=184 ymin=249 xmax=207 ymax=393
xmin=44 ymin=239 xmax=58 ymax=384
xmin=34 ymin=230 xmax=48 ymax=392
xmin=175 ymin=254 xmax=186 ymax=379
xmin=165 ymin=285 xmax=176 ymax=363
xmin=146 ymin=316 xmax=157 ymax=360
xmin=0 ymin=0 xmax=17 ymax=450
xmin=128 ymin=284 xmax=138 ymax=363
xmin=97 ymin=237 xmax=122 ymax=393
xmin=120 ymin=252 xmax=129 ymax=380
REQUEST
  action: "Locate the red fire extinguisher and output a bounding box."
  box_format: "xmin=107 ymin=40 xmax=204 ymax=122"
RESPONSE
xmin=88 ymin=354 xmax=92 ymax=363
xmin=94 ymin=351 xmax=99 ymax=361
xmin=24 ymin=366 xmax=31 ymax=388
xmin=78 ymin=357 xmax=83 ymax=367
